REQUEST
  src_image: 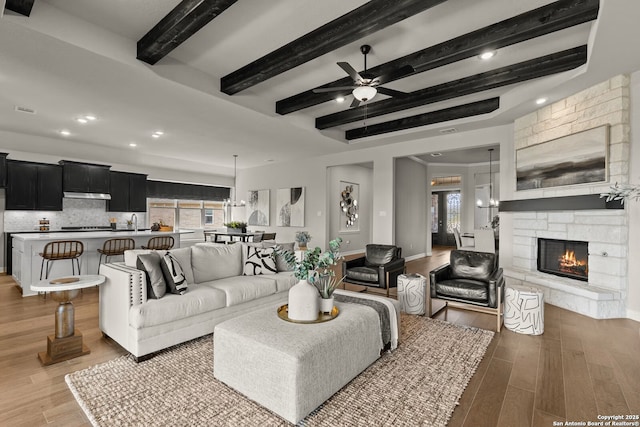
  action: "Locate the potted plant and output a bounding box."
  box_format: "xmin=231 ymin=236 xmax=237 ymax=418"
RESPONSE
xmin=295 ymin=231 xmax=311 ymax=250
xmin=277 ymin=237 xmax=343 ymax=319
xmin=224 ymin=221 xmax=248 ymax=234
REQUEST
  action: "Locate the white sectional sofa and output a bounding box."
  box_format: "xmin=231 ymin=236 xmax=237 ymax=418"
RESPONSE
xmin=99 ymin=242 xmax=296 ymax=360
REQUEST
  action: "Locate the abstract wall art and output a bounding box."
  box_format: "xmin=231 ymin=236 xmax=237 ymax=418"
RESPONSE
xmin=247 ymin=189 xmax=270 ymax=226
xmin=276 ymin=187 xmax=305 ymax=227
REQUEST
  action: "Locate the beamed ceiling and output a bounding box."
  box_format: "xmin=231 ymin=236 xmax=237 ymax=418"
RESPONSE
xmin=1 ymin=0 xmax=639 ymax=173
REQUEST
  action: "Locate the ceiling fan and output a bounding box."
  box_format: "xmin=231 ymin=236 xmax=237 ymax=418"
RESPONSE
xmin=313 ymin=44 xmax=414 ymax=108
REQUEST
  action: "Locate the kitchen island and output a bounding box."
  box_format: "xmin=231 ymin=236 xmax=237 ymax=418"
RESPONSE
xmin=12 ymin=229 xmax=191 ymax=297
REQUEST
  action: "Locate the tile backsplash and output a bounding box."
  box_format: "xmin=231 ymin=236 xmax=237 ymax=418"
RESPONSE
xmin=4 ymin=199 xmax=146 ymax=232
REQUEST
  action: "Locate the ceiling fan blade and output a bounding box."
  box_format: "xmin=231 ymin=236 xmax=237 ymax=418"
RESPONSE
xmin=337 ymin=62 xmax=364 ymax=83
xmin=313 ymin=86 xmax=357 ymax=93
xmin=350 ymin=98 xmax=361 ymax=108
xmin=372 ymin=64 xmax=415 ymax=85
xmin=377 ymin=87 xmax=409 ymax=98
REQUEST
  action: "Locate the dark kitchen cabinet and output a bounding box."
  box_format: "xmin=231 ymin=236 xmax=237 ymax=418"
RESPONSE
xmin=59 ymin=160 xmax=111 ymax=193
xmin=0 ymin=153 xmax=8 ymax=188
xmin=107 ymin=171 xmax=147 ymax=212
xmin=6 ymin=161 xmax=63 ymax=210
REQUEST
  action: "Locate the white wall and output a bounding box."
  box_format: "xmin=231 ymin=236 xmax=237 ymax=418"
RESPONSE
xmin=627 ymin=71 xmax=640 ymax=320
xmin=394 ymin=158 xmax=427 ymax=259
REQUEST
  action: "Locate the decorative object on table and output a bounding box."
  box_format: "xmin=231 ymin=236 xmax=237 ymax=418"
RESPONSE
xmin=150 ymin=222 xmax=161 ymax=231
xmin=516 ymin=124 xmax=608 ymax=190
xmin=126 ymin=220 xmax=134 ymax=230
xmin=277 ymin=237 xmax=343 ymax=321
xmin=339 ymin=181 xmax=359 ymax=231
xmin=295 ymin=230 xmax=311 ymax=250
xmin=247 ymin=189 xmax=269 ymax=226
xmin=224 ymin=221 xmax=247 ymax=234
xmin=397 ymin=273 xmax=427 ymax=315
xmin=109 ymin=217 xmax=117 ymax=230
xmin=600 ymin=182 xmax=640 ymax=204
xmin=65 ymin=314 xmax=494 ymax=427
xmin=276 ymin=187 xmax=305 ymax=227
xmin=314 ymin=274 xmax=345 ymax=313
xmin=277 ymin=304 xmax=339 ymax=323
xmin=504 ymin=285 xmax=544 ymax=335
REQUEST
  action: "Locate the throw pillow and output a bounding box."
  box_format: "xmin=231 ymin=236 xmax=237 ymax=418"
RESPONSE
xmin=136 ymin=252 xmax=166 ymax=299
xmin=160 ymin=251 xmax=188 ymax=295
xmin=243 ymin=246 xmax=277 ymax=276
xmin=274 ymin=242 xmax=295 ymax=272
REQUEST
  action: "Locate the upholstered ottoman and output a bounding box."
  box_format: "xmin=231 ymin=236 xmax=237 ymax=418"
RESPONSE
xmin=504 ymin=285 xmax=544 ymax=335
xmin=397 ymin=273 xmax=427 ymax=315
xmin=213 ymin=303 xmax=383 ymax=424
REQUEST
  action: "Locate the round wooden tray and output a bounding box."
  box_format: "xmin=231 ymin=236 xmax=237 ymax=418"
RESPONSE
xmin=49 ymin=277 xmax=80 ymax=285
xmin=277 ymin=304 xmax=339 ymax=324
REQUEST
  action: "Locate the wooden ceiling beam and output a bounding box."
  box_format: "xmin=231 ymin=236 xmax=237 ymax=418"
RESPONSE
xmin=345 ymin=98 xmax=500 ymax=140
xmin=5 ymin=0 xmax=35 ymax=16
xmin=220 ymin=0 xmax=447 ymax=95
xmin=316 ymin=45 xmax=587 ymax=130
xmin=276 ymin=0 xmax=599 ymax=115
xmin=137 ymin=0 xmax=237 ymax=65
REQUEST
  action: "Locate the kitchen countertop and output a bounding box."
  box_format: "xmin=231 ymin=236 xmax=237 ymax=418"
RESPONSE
xmin=12 ymin=229 xmax=192 ymax=241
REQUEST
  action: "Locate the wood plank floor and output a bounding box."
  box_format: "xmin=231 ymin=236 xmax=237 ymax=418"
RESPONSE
xmin=0 ymin=247 xmax=638 ymax=426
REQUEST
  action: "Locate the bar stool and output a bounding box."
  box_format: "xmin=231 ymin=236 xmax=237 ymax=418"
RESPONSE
xmin=141 ymin=236 xmax=174 ymax=250
xmin=97 ymin=238 xmax=135 ymax=273
xmin=39 ymin=240 xmax=84 ymax=280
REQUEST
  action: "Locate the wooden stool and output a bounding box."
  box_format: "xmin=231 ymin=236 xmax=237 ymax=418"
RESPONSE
xmin=141 ymin=236 xmax=174 ymax=250
xmin=39 ymin=240 xmax=84 ymax=280
xmin=97 ymin=238 xmax=135 ymax=273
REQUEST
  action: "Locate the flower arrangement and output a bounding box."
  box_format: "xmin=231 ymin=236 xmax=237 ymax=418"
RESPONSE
xmin=295 ymin=231 xmax=312 ymax=244
xmin=224 ymin=221 xmax=248 ymax=229
xmin=600 ymin=182 xmax=640 ymax=204
xmin=314 ymin=274 xmax=345 ymax=299
xmin=277 ymin=237 xmax=343 ymax=287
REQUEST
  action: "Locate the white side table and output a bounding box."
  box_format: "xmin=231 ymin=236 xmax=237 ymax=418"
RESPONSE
xmin=504 ymin=285 xmax=544 ymax=335
xmin=397 ymin=273 xmax=427 ymax=315
xmin=31 ymin=274 xmax=105 ymax=365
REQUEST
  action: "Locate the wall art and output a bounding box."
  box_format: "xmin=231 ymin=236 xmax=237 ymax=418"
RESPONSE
xmin=247 ymin=189 xmax=270 ymax=226
xmin=516 ymin=125 xmax=609 ymax=190
xmin=276 ymin=187 xmax=305 ymax=227
xmin=339 ymin=182 xmax=359 ymax=232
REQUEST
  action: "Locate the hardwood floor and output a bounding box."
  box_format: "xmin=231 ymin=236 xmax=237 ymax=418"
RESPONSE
xmin=1 ymin=247 xmax=638 ymax=426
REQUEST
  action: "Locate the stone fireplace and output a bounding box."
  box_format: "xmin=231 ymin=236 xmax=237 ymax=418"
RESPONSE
xmin=537 ymin=238 xmax=588 ymax=282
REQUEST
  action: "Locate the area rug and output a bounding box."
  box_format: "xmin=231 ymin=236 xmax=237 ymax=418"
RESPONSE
xmin=66 ymin=315 xmax=494 ymax=426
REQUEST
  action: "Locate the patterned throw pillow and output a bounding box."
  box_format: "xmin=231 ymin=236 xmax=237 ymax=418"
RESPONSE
xmin=243 ymin=246 xmax=277 ymax=276
xmin=160 ymin=251 xmax=188 ymax=295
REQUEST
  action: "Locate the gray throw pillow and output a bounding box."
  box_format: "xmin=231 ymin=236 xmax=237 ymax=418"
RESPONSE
xmin=137 ymin=252 xmax=166 ymax=299
xmin=160 ymin=251 xmax=188 ymax=295
xmin=274 ymin=242 xmax=295 ymax=272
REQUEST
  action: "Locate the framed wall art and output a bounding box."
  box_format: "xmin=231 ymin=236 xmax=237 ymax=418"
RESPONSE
xmin=516 ymin=125 xmax=608 ymax=191
xmin=276 ymin=187 xmax=305 ymax=227
xmin=247 ymin=189 xmax=270 ymax=226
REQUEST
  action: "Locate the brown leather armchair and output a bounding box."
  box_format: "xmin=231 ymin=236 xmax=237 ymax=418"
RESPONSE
xmin=342 ymin=244 xmax=405 ymax=297
xmin=429 ymin=250 xmax=504 ymax=331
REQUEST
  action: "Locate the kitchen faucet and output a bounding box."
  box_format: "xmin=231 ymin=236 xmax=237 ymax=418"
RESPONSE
xmin=131 ymin=213 xmax=138 ymax=233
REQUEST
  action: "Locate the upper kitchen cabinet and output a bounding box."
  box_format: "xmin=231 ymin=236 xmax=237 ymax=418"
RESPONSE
xmin=107 ymin=171 xmax=147 ymax=212
xmin=6 ymin=160 xmax=63 ymax=210
xmin=59 ymin=160 xmax=111 ymax=193
xmin=0 ymin=153 xmax=8 ymax=188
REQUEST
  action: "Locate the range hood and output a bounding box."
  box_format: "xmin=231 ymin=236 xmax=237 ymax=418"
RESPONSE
xmin=63 ymin=192 xmax=112 ymax=200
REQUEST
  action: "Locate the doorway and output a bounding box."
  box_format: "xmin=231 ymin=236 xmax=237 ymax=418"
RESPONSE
xmin=431 ymin=191 xmax=461 ymax=246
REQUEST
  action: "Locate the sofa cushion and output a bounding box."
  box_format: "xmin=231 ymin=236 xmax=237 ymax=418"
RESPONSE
xmin=449 ymin=250 xmax=495 ymax=282
xmin=203 ymin=276 xmax=278 ymax=306
xmin=160 ymin=252 xmax=188 ymax=295
xmin=125 ymin=249 xmax=153 ymax=267
xmin=136 ymin=252 xmax=166 ymax=299
xmin=129 ymin=284 xmax=227 ymax=329
xmin=260 ymin=272 xmax=297 ymax=292
xmin=191 ymin=243 xmax=242 ymax=283
xmin=243 ymin=246 xmax=277 ymax=275
xmin=345 ymin=266 xmax=379 ymax=283
xmin=435 ymin=279 xmax=489 ymax=305
xmin=365 ymin=245 xmax=397 ymax=266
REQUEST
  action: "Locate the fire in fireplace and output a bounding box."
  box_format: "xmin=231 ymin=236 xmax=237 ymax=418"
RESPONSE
xmin=537 ymin=238 xmax=588 ymax=281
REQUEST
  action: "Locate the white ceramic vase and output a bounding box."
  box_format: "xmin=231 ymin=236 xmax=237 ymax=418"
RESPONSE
xmin=319 ymin=296 xmax=334 ymax=314
xmin=288 ymin=280 xmax=319 ymax=321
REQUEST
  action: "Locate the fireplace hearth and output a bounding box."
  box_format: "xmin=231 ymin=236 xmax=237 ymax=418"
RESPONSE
xmin=537 ymin=238 xmax=588 ymax=281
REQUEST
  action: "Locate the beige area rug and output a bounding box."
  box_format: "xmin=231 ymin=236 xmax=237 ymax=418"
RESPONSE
xmin=66 ymin=315 xmax=494 ymax=427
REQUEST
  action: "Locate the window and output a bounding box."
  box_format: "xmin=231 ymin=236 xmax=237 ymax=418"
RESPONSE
xmin=204 ymin=201 xmax=225 ymax=228
xmin=147 ymin=199 xmax=225 ymax=230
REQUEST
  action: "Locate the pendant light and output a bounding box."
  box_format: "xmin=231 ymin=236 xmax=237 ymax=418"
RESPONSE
xmin=477 ymin=148 xmax=499 ymax=208
xmin=223 ymin=154 xmax=246 ymax=222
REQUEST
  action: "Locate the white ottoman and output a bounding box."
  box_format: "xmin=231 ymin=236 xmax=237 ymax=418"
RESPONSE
xmin=213 ymin=303 xmax=383 ymax=424
xmin=397 ymin=273 xmax=427 ymax=315
xmin=504 ymin=285 xmax=544 ymax=335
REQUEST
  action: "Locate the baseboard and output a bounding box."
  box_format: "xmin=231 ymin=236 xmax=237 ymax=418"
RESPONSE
xmin=341 ymin=249 xmax=365 ymax=256
xmin=626 ymin=307 xmax=640 ymax=322
xmin=405 ymin=253 xmax=426 ymax=262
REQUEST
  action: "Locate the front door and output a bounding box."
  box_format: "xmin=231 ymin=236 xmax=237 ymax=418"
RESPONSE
xmin=432 ymin=191 xmax=461 ymax=246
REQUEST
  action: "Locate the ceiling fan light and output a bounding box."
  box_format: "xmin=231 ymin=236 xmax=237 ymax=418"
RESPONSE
xmin=352 ymin=86 xmax=377 ymax=102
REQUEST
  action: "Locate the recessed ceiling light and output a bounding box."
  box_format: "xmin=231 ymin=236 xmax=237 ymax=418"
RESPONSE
xmin=336 ymin=96 xmax=345 ymax=103
xmin=85 ymin=115 xmax=96 ymax=121
xmin=152 ymin=134 xmax=160 ymax=138
xmin=60 ymin=130 xmax=70 ymax=136
xmin=76 ymin=118 xmax=88 ymax=124
xmin=265 ymin=159 xmax=274 ymax=162
xmin=536 ymin=97 xmax=547 ymax=105
xmin=430 ymin=153 xmax=442 ymax=157
xmin=153 ymin=130 xmax=164 ymax=135
xmin=479 ymin=51 xmax=496 ymax=60
xmin=129 ymin=143 xmax=137 ymax=147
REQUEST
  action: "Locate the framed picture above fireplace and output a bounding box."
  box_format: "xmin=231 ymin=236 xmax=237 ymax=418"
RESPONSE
xmin=516 ymin=125 xmax=609 ymax=191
